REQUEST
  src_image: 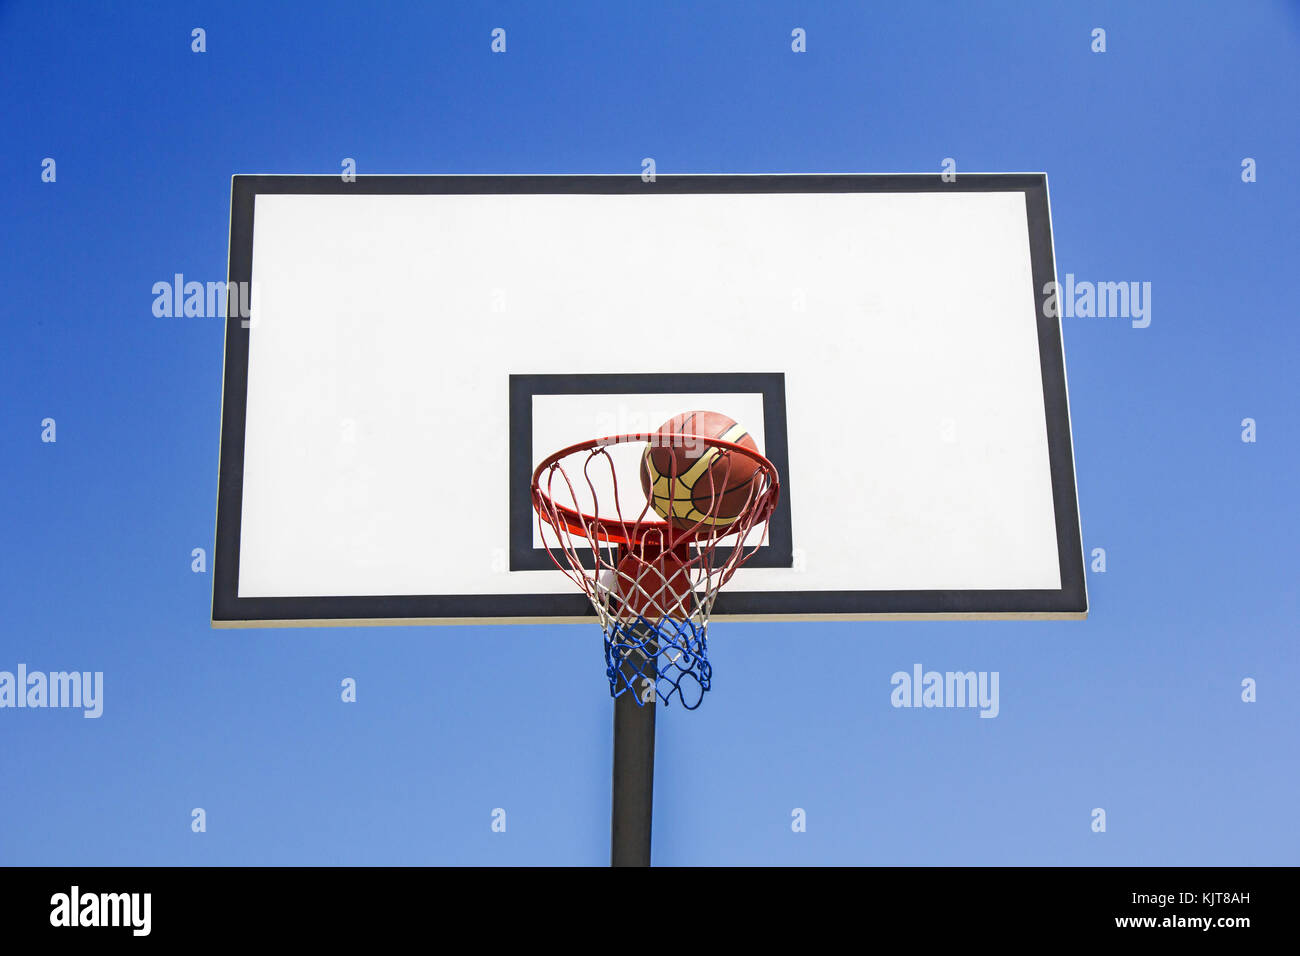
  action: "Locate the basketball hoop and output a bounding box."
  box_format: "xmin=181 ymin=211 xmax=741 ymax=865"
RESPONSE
xmin=531 ymin=431 xmax=780 ymax=709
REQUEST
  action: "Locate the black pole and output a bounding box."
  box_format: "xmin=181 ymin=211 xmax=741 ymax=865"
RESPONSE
xmin=610 ymin=651 xmax=656 ymax=867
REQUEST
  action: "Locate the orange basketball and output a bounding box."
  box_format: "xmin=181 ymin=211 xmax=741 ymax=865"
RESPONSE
xmin=616 ymin=550 xmax=693 ymax=619
xmin=639 ymin=411 xmax=762 ymax=532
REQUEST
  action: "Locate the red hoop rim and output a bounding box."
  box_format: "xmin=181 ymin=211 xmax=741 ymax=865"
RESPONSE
xmin=530 ymin=432 xmax=781 ymax=547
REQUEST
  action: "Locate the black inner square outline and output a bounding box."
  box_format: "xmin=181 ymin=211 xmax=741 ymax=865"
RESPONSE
xmin=510 ymin=373 xmax=794 ymax=573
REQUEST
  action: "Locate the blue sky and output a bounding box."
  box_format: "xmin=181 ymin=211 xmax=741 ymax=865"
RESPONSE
xmin=2 ymin=0 xmax=1297 ymax=865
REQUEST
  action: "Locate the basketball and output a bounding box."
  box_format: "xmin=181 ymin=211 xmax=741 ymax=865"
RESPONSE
xmin=616 ymin=550 xmax=693 ymax=619
xmin=640 ymin=411 xmax=762 ymax=532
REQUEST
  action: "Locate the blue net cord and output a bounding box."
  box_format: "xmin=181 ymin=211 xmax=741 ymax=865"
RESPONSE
xmin=604 ymin=615 xmax=711 ymax=710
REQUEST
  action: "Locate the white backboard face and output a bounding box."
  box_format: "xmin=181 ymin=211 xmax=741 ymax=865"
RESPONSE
xmin=214 ymin=175 xmax=1085 ymax=625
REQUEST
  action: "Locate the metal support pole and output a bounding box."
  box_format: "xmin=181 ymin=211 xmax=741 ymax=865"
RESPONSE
xmin=610 ymin=645 xmax=656 ymax=867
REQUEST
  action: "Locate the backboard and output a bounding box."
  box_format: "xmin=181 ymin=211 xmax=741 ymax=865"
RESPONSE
xmin=213 ymin=174 xmax=1086 ymax=626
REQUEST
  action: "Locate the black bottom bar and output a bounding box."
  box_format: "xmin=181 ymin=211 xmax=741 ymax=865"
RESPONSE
xmin=0 ymin=866 xmax=1278 ymax=938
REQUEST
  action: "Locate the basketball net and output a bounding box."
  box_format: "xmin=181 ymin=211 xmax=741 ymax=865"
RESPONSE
xmin=532 ymin=433 xmax=780 ymax=709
